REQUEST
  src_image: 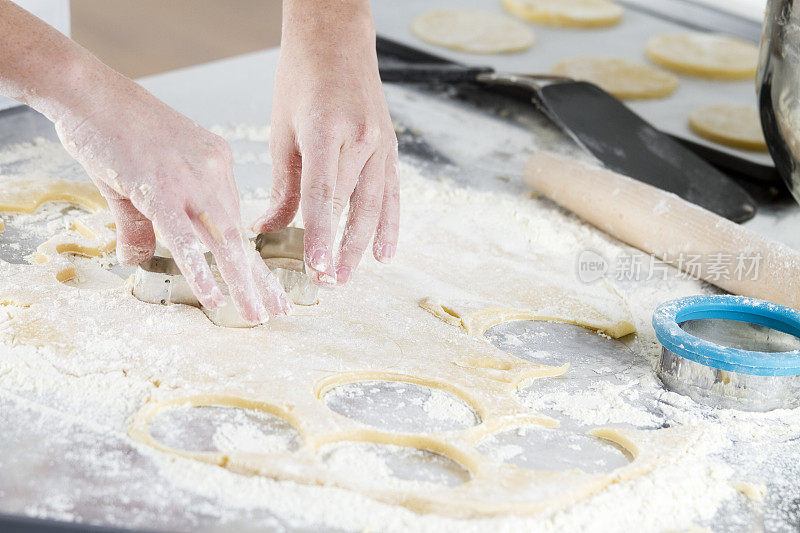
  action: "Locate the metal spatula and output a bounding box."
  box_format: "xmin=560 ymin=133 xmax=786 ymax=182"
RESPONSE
xmin=379 ymin=64 xmax=757 ymax=223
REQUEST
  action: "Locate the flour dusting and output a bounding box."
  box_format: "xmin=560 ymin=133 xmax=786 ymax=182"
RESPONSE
xmin=0 ymin=130 xmax=797 ymax=533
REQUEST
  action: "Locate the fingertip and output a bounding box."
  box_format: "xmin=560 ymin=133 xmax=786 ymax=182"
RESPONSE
xmin=272 ymin=292 xmax=293 ymax=316
xmin=198 ymin=286 xmax=226 ymax=310
xmin=374 ymin=243 xmax=395 ymax=264
xmin=308 ymin=268 xmax=337 ymax=287
xmin=250 ymin=214 xmax=272 ymax=234
xmin=306 ymin=245 xmax=333 ymax=276
xmin=335 ymin=265 xmax=352 ymax=284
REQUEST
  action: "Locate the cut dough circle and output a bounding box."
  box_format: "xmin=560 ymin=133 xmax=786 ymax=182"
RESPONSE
xmin=552 ymin=56 xmax=679 ymax=100
xmin=688 ymin=104 xmax=767 ymax=152
xmin=502 ymin=0 xmax=623 ymax=28
xmin=646 ymin=33 xmax=758 ymax=80
xmin=410 ymin=9 xmax=535 ymax=54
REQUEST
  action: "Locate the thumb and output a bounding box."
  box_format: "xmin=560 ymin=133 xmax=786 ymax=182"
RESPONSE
xmin=107 ymin=197 xmax=156 ymax=265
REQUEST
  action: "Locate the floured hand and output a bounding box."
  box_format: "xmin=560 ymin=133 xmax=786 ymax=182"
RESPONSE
xmin=252 ymin=0 xmax=400 ymax=286
xmin=53 ymin=77 xmax=291 ymax=324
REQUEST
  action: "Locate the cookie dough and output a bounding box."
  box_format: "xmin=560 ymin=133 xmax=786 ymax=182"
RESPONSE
xmin=552 ymin=57 xmax=679 ymax=100
xmin=33 ymin=211 xmax=117 ymax=281
xmin=0 ymin=178 xmax=106 ymax=213
xmin=411 ymin=9 xmax=535 ymax=54
xmin=1 ymin=158 xmax=696 ymax=518
xmin=0 ymin=177 xmax=114 ymax=281
xmin=502 ymin=0 xmax=623 ymax=28
xmin=646 ymin=33 xmax=759 ymax=80
xmin=688 ymin=104 xmax=767 ymax=152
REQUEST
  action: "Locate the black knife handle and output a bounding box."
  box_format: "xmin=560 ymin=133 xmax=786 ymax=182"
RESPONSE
xmin=379 ymin=64 xmax=494 ymax=84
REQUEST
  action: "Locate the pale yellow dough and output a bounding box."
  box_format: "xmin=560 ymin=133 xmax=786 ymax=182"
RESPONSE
xmin=33 ymin=211 xmax=117 ymax=281
xmin=646 ymin=33 xmax=759 ymax=80
xmin=0 ymin=178 xmax=107 ymax=213
xmin=0 ymin=168 xmax=700 ymax=518
xmin=688 ymin=104 xmax=768 ymax=152
xmin=411 ymin=9 xmax=535 ymax=54
xmin=503 ymin=0 xmax=623 ymax=28
xmin=553 ymin=57 xmax=679 ymax=100
xmin=0 ymin=177 xmax=115 ymax=281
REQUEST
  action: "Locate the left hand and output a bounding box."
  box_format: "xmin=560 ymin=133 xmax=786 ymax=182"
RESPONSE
xmin=251 ymin=0 xmax=399 ymax=286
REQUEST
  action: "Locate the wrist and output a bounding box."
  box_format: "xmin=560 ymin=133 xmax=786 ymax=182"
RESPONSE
xmin=35 ymin=52 xmax=125 ymax=126
xmin=281 ymin=0 xmax=376 ymax=54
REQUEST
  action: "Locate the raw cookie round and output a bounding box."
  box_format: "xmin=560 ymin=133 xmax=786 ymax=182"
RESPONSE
xmin=688 ymin=104 xmax=767 ymax=152
xmin=552 ymin=56 xmax=679 ymax=100
xmin=502 ymin=0 xmax=623 ymax=28
xmin=646 ymin=33 xmax=758 ymax=80
xmin=410 ymin=10 xmax=535 ymax=54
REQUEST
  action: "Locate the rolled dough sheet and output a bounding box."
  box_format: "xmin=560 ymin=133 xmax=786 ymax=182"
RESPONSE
xmin=688 ymin=104 xmax=767 ymax=152
xmin=0 ymin=159 xmax=704 ymax=518
xmin=502 ymin=0 xmax=624 ymax=28
xmin=552 ymin=56 xmax=678 ymax=100
xmin=646 ymin=33 xmax=759 ymax=80
xmin=410 ymin=9 xmax=535 ymax=54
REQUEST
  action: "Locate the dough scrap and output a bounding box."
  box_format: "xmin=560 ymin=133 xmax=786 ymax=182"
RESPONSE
xmin=552 ymin=57 xmax=679 ymax=100
xmin=646 ymin=33 xmax=758 ymax=80
xmin=0 ymin=178 xmax=113 ymax=282
xmin=419 ymin=287 xmax=634 ymax=339
xmin=0 ymin=177 xmax=107 ymax=213
xmin=33 ymin=211 xmax=117 ymax=282
xmin=502 ymin=0 xmax=623 ymax=28
xmin=411 ymin=10 xmax=535 ymax=54
xmin=688 ymin=104 xmax=767 ymax=152
xmin=732 ymin=481 xmax=767 ymax=503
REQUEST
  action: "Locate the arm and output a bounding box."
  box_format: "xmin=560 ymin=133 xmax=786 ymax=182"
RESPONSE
xmin=253 ymin=0 xmax=400 ymax=285
xmin=0 ymin=0 xmax=289 ymax=323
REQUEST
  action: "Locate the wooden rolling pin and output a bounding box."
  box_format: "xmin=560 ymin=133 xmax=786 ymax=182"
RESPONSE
xmin=524 ymin=152 xmax=800 ymax=310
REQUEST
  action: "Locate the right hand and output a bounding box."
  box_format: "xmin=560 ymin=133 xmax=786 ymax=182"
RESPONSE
xmin=55 ymin=74 xmax=291 ymax=324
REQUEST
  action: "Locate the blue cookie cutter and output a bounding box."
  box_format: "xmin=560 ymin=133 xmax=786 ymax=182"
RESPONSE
xmin=653 ymin=295 xmax=800 ymax=410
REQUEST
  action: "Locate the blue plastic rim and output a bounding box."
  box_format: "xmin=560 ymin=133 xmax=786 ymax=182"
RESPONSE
xmin=652 ymin=295 xmax=800 ymax=377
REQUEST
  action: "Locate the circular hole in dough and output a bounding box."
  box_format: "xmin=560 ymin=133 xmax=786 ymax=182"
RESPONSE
xmin=319 ymin=441 xmax=470 ymax=488
xmin=646 ymin=32 xmax=758 ymax=80
xmin=502 ymin=0 xmax=623 ymax=28
xmin=324 ymin=380 xmax=480 ymax=433
xmin=476 ymin=425 xmax=632 ymax=473
xmin=688 ymin=104 xmax=767 ymax=152
xmin=148 ymin=405 xmax=302 ymax=454
xmin=410 ymin=9 xmax=535 ymax=54
xmin=484 ymin=320 xmax=636 ymax=381
xmin=552 ymin=56 xmax=678 ymax=100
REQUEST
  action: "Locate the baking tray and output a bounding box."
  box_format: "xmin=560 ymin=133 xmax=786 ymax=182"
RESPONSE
xmin=372 ymin=0 xmax=777 ymax=182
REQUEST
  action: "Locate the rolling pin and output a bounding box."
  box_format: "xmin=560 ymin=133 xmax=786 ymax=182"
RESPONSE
xmin=524 ymin=151 xmax=800 ymax=310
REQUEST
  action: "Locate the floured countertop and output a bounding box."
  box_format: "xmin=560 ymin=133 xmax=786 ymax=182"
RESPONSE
xmin=0 ymin=45 xmax=799 ymax=532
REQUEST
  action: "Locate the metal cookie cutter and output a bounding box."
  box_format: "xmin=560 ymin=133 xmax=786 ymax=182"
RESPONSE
xmin=132 ymin=227 xmax=318 ymax=328
xmin=653 ymin=295 xmax=800 ymax=412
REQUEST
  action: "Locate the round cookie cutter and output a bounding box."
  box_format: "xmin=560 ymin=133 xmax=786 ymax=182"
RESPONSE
xmin=653 ymin=295 xmax=800 ymax=411
xmin=132 ymin=227 xmax=318 ymax=327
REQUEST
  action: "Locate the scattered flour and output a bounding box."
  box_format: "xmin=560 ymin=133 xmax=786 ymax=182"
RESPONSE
xmin=212 ymin=421 xmax=293 ymax=455
xmin=0 ymin=130 xmax=796 ymax=532
xmin=422 ymin=388 xmax=478 ymax=427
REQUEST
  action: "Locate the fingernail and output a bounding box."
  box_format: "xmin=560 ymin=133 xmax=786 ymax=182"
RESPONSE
xmin=318 ymin=272 xmax=337 ymax=285
xmin=378 ymin=244 xmax=395 ymax=264
xmin=308 ymin=246 xmax=329 ymax=272
xmin=281 ymin=297 xmax=293 ymax=315
xmin=336 ymin=266 xmax=352 ymax=284
xmin=250 ymin=214 xmax=270 ymax=233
